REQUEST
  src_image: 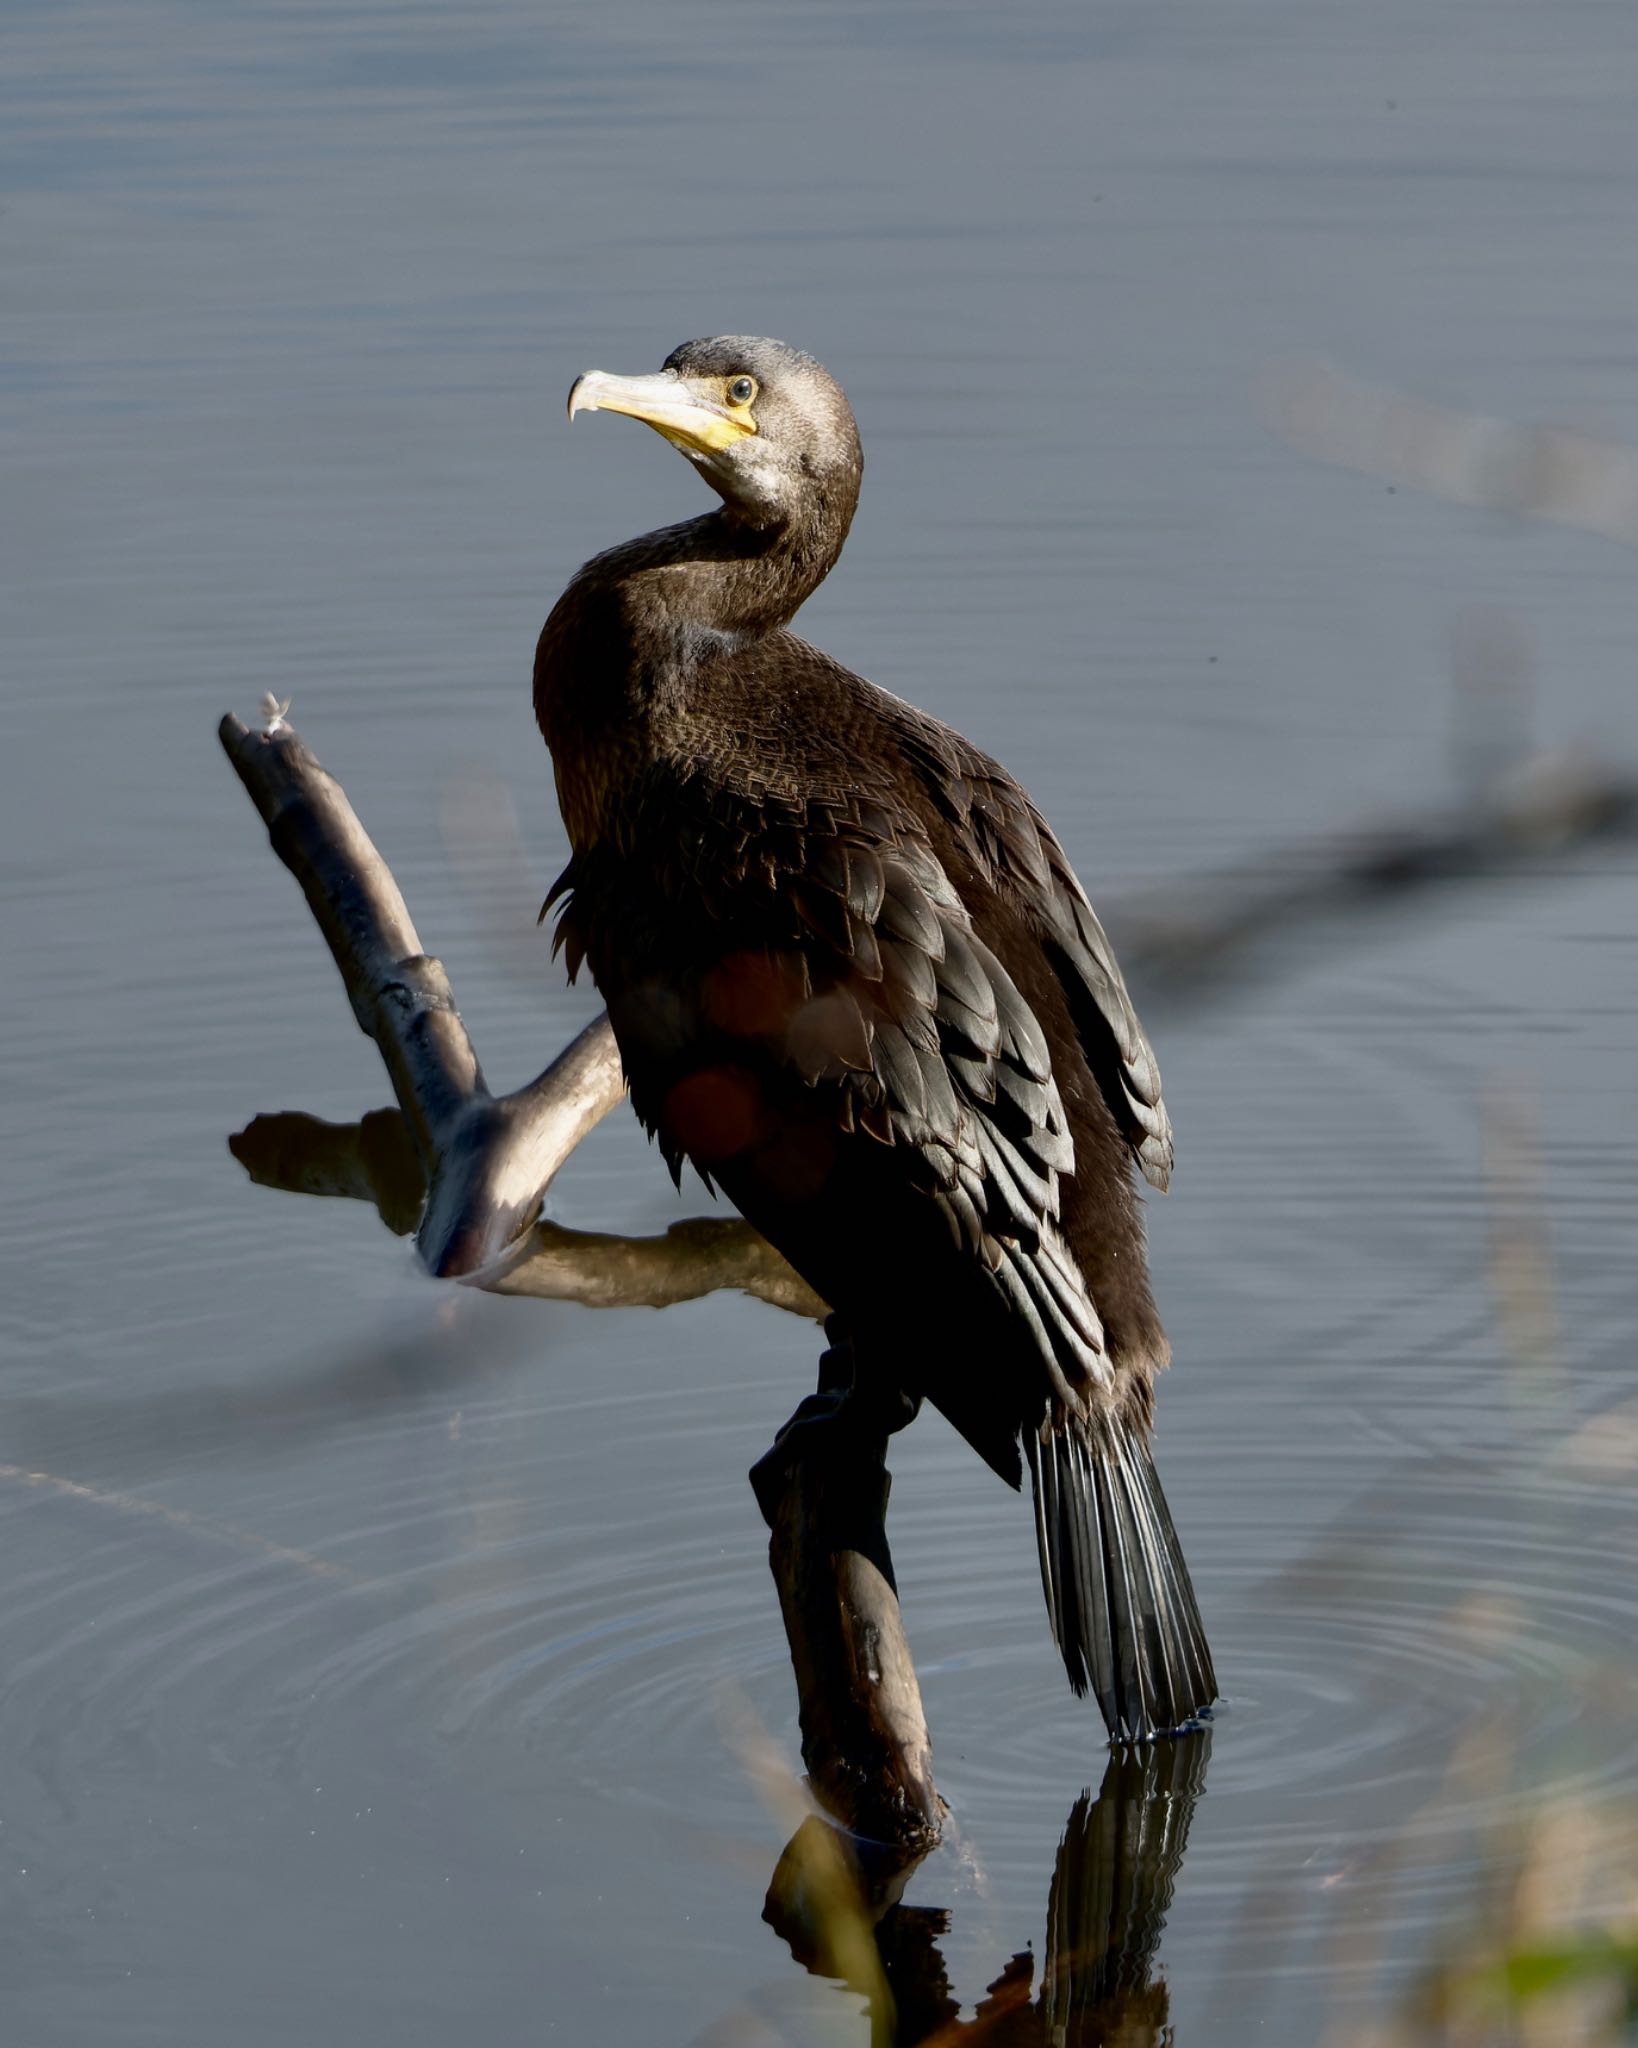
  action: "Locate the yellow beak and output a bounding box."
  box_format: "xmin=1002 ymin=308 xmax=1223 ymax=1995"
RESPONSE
xmin=566 ymin=369 xmax=755 ymax=455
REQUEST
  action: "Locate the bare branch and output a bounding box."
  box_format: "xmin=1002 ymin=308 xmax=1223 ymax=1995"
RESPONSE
xmin=495 ymin=1217 xmax=826 ymax=1317
xmin=751 ymin=1349 xmax=943 ymax=1851
xmin=219 ymin=713 xmax=626 ymax=1278
xmin=758 ymin=1433 xmax=942 ymax=1847
xmin=220 ymin=711 xmax=923 ymax=1843
xmin=417 ymin=1018 xmax=626 ymax=1279
xmin=230 ymin=1107 xmax=825 ymax=1318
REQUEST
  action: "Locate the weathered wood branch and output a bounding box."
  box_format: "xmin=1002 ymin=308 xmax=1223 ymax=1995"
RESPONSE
xmin=221 ymin=711 xmax=935 ymax=1848
xmin=230 ymin=1106 xmax=826 ymax=1317
xmin=220 ymin=712 xmax=627 ymax=1278
xmin=751 ymin=1342 xmax=942 ymax=1851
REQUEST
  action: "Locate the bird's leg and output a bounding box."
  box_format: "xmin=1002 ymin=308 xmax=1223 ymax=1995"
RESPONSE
xmin=749 ymin=1316 xmax=920 ymax=1529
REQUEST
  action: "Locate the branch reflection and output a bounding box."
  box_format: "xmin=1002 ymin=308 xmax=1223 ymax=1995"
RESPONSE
xmin=764 ymin=1734 xmax=1209 ymax=2045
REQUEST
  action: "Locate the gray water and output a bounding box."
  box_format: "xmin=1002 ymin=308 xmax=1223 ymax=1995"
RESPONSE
xmin=5 ymin=3 xmax=1637 ymax=2042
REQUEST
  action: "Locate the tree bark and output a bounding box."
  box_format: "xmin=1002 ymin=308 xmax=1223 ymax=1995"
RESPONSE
xmin=751 ymin=1346 xmax=943 ymax=1852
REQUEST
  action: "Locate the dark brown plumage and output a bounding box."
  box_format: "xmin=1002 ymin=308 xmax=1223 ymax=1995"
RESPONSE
xmin=535 ymin=336 xmax=1215 ymax=1740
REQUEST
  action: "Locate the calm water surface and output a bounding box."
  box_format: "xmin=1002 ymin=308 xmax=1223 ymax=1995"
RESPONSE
xmin=4 ymin=3 xmax=1637 ymax=2042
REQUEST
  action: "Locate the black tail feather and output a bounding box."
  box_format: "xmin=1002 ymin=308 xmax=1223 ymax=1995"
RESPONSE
xmin=1027 ymin=1409 xmax=1216 ymax=1741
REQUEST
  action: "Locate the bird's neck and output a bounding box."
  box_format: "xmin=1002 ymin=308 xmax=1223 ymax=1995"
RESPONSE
xmin=581 ymin=500 xmax=845 ymax=637
xmin=534 ymin=501 xmax=850 ymax=849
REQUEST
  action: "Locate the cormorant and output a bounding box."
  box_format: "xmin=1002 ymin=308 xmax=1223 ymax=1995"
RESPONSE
xmin=535 ymin=337 xmax=1215 ymax=1741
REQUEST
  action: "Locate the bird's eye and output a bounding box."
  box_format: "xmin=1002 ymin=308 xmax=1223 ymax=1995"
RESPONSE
xmin=726 ymin=375 xmax=757 ymax=407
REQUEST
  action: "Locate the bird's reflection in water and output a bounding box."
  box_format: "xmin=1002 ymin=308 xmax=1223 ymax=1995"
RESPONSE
xmin=765 ymin=1734 xmax=1209 ymax=2045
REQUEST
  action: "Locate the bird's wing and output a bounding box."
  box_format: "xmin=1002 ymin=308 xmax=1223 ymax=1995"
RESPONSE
xmin=564 ymin=761 xmax=1115 ymax=1429
xmin=883 ymin=705 xmax=1174 ymax=1191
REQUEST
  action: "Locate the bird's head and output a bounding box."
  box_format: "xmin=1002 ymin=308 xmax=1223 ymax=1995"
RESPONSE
xmin=567 ymin=336 xmax=862 ymax=533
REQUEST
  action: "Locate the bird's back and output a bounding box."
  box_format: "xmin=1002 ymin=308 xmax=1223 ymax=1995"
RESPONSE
xmin=548 ymin=631 xmax=1171 ymax=1454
